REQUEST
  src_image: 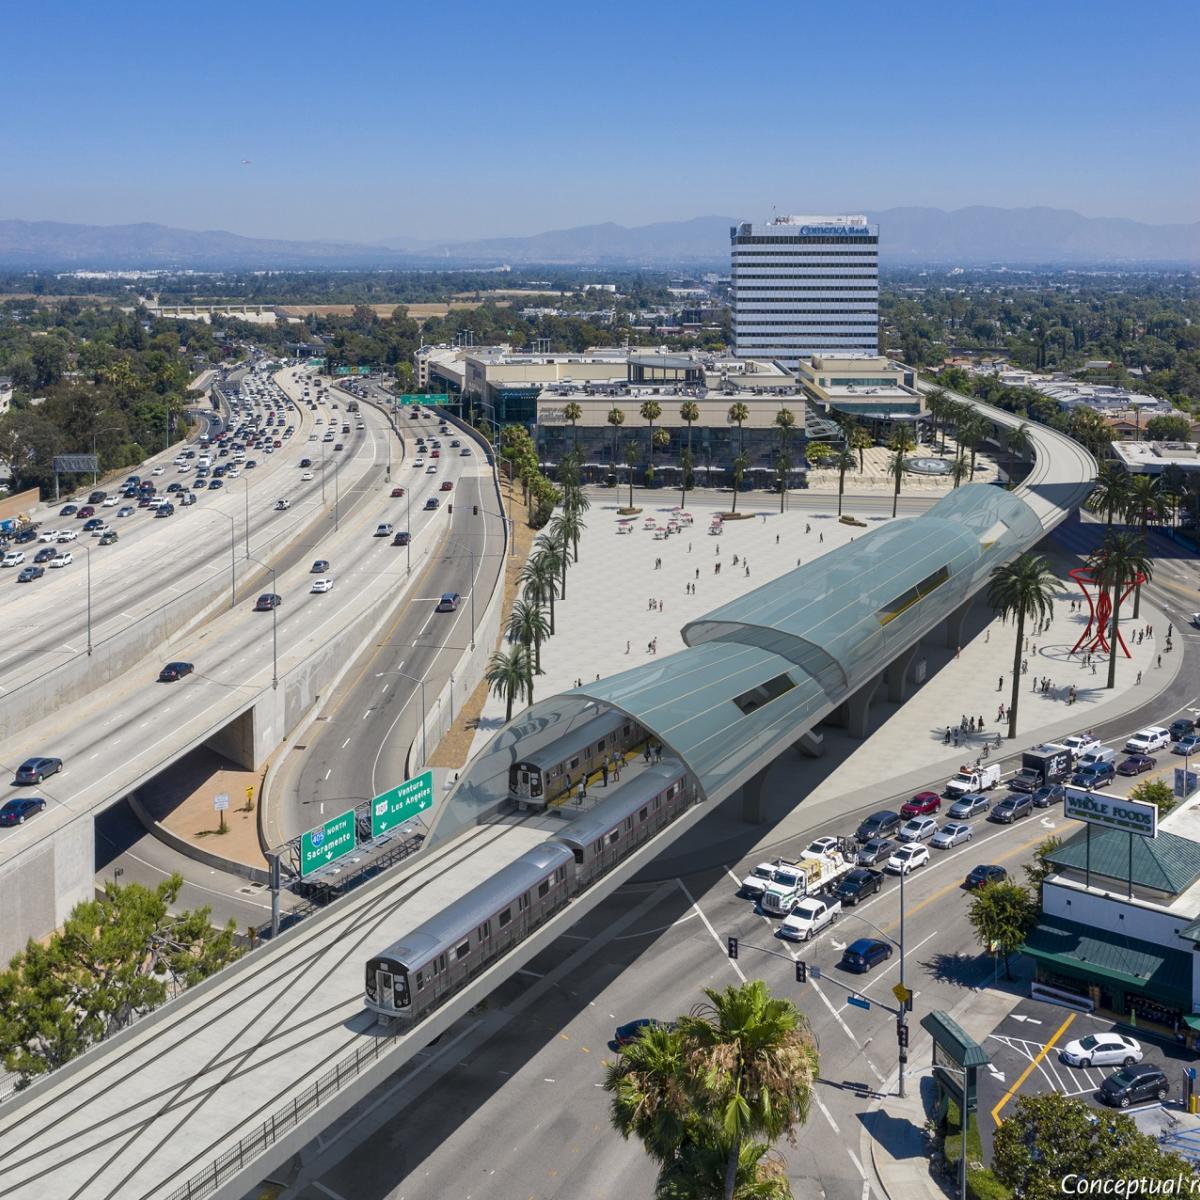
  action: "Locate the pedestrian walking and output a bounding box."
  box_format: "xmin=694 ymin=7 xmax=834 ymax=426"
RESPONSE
xmin=776 ymin=534 xmax=780 ymax=544
xmin=1158 ymin=654 xmax=1163 ymax=668
xmin=695 ymin=567 xmax=700 ymax=580
xmin=626 ymin=640 xmax=631 ymax=654
xmin=953 ymin=728 xmax=960 ymax=747
xmin=651 ymin=637 xmax=658 ymax=654
xmin=806 ymin=523 xmax=811 ymax=534
xmin=577 ymin=778 xmax=587 ymax=804
xmin=998 ymin=675 xmax=1004 ymax=691
xmin=819 ymin=532 xmax=824 ymax=543
xmin=601 ymin=761 xmax=609 ymax=787
xmin=944 ymin=726 xmax=951 ymax=744
xmin=733 ymin=554 xmax=739 ymax=566
xmin=659 ymin=600 xmax=664 ymax=613
xmin=654 ymin=743 xmax=663 ymax=763
xmin=715 ymin=562 xmax=721 ymax=574
xmin=1137 ymin=670 xmax=1143 ymax=685
xmin=955 ymin=645 xmax=961 ymax=659
xmin=1022 ymin=658 xmax=1028 ymax=674
xmin=688 ymin=542 xmax=692 ymax=553
xmin=985 ymin=629 xmax=990 ymax=643
xmin=1091 ymin=661 xmax=1096 ymax=675
xmin=744 ymin=565 xmax=749 ymax=577
xmin=647 ymin=641 xmax=654 ymax=654
xmin=644 ymin=744 xmax=652 ymax=764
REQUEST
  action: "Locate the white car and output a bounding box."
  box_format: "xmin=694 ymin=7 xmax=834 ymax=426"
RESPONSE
xmin=102 ymin=496 xmax=119 ymax=507
xmin=897 ymin=817 xmax=937 ymax=843
xmin=1124 ymin=727 xmax=1170 ymax=754
xmin=931 ymin=821 xmax=973 ymax=849
xmin=2 ymin=550 xmax=25 ymax=567
xmin=39 ymin=529 xmax=61 ymax=543
xmin=310 ymin=578 xmax=333 ymax=594
xmin=1062 ymin=733 xmax=1101 ymax=760
xmin=274 ymin=499 xmax=291 ymax=511
xmin=413 ymin=458 xmax=425 ymax=468
xmin=1060 ymin=1032 xmax=1142 ymax=1069
xmin=301 ymin=471 xmax=314 ymax=481
xmin=887 ymin=844 xmax=930 ymax=874
xmin=426 ymin=464 xmax=437 ymax=474
xmin=806 ymin=836 xmax=841 ymax=856
xmin=49 ymin=551 xmax=72 ymax=568
xmin=178 ymin=463 xmax=191 ymax=473
xmin=55 ymin=530 xmax=78 ymax=543
xmin=151 ymin=466 xmax=165 ymax=476
xmin=89 ymin=523 xmax=110 ymax=537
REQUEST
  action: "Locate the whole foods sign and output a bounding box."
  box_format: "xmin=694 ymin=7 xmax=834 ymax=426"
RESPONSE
xmin=1064 ymin=787 xmax=1158 ymax=838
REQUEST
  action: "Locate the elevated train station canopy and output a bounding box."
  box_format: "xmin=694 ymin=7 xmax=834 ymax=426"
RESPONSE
xmin=431 ymin=483 xmax=1042 ymax=843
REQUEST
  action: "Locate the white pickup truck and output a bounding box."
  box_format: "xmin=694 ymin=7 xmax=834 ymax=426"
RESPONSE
xmin=760 ymin=849 xmax=853 ymax=916
xmin=944 ymin=763 xmax=1002 ymax=797
xmin=740 ymin=861 xmax=780 ymax=901
xmin=779 ymin=897 xmax=841 ymax=942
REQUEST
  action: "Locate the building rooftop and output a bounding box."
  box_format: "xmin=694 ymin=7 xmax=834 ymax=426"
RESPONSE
xmin=1045 ymin=823 xmax=1200 ymax=899
xmin=1111 ymin=440 xmax=1200 ymax=473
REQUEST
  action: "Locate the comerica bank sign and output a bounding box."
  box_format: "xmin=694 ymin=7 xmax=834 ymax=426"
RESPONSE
xmin=796 ymin=224 xmax=875 ymax=236
xmin=1064 ymin=787 xmax=1159 ymax=839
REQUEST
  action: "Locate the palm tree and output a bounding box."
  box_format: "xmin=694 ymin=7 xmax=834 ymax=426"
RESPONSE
xmin=887 ymin=428 xmax=915 ymax=518
xmin=679 ymin=400 xmax=700 ymax=508
xmin=563 ymin=400 xmax=582 ymax=451
xmin=957 ymin=413 xmax=988 ymax=481
xmin=925 ymin=387 xmax=949 ymax=451
xmin=484 ymin=644 xmax=533 ymax=723
xmin=1123 ymin=474 xmax=1164 ymax=619
xmin=987 ymin=554 xmax=1057 ymax=739
xmin=677 ymin=981 xmax=818 ymax=1200
xmin=641 ymin=399 xmax=663 ymax=485
xmin=506 ymin=597 xmax=550 ymax=674
xmin=546 ymin=514 xmax=577 ymax=598
xmin=949 ymin=455 xmax=970 ymax=489
xmin=727 ymin=402 xmax=750 ymax=511
xmin=730 ymin=450 xmax=749 ymax=515
xmin=1086 ymin=462 xmax=1132 ymax=527
xmin=653 ymin=427 xmax=670 ymax=486
xmin=1089 ymin=531 xmax=1154 ymax=689
xmin=833 ymin=448 xmax=856 ymax=516
xmin=607 ymin=405 xmax=626 ymax=476
xmin=656 ymin=1141 xmax=791 ymax=1200
xmin=847 ymin=423 xmax=872 ymax=472
xmin=774 ymin=408 xmax=796 ymax=513
xmin=1003 ymin=422 xmax=1031 ymax=489
xmin=774 ymin=450 xmax=791 ymax=513
xmin=520 ymin=546 xmax=560 ymax=633
xmin=622 ymin=440 xmax=641 ymax=511
xmin=605 ymin=1022 xmax=692 ymax=1170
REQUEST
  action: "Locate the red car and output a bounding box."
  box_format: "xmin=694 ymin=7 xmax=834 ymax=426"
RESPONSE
xmin=440 ymin=480 xmax=453 ymax=492
xmin=391 ymin=486 xmax=406 ymax=497
xmin=900 ymin=791 xmax=941 ymax=818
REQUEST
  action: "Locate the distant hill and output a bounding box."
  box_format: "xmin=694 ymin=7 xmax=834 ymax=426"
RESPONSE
xmin=0 ymin=207 xmax=1195 ymax=270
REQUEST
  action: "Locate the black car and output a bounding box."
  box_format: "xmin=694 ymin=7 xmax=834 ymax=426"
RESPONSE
xmin=34 ymin=547 xmax=57 ymax=563
xmin=856 ymin=837 xmax=897 ymax=867
xmin=965 ymin=864 xmax=1007 ymax=890
xmin=300 ymin=458 xmax=313 ymax=468
xmin=254 ymin=593 xmax=282 ymax=611
xmin=311 ymin=559 xmax=330 ymax=574
xmin=1031 ymin=783 xmax=1067 ymax=807
xmin=1116 ymin=754 xmax=1157 ymax=777
xmin=1169 ymin=717 xmax=1196 ymax=742
xmin=17 ymin=565 xmax=45 ymax=582
xmin=392 ymin=531 xmax=411 ymax=547
xmin=158 ymin=661 xmax=194 ymax=682
xmin=856 ymin=810 xmax=902 ymax=842
xmin=0 ymin=796 xmax=47 ymax=826
xmin=14 ymin=756 xmax=63 ymax=785
xmin=59 ymin=504 xmax=78 ymax=516
xmin=612 ymin=1018 xmax=672 ymax=1047
xmin=209 ymin=479 xmax=224 ymax=490
xmin=82 ymin=518 xmax=104 ymax=531
xmin=991 ymin=794 xmax=1033 ymax=823
xmin=14 ymin=527 xmax=36 ymax=543
xmin=1098 ymin=1064 xmax=1169 ymax=1109
xmin=840 ymin=938 xmax=892 ymax=973
xmin=832 ymin=868 xmax=884 ymax=905
xmin=424 ymin=497 xmax=439 ymax=510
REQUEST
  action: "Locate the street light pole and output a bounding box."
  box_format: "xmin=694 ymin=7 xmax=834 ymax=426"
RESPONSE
xmin=898 ymin=864 xmax=909 ymax=1099
xmin=244 ymin=477 xmax=251 ymax=559
xmin=85 ymin=546 xmax=93 ymax=655
xmin=406 ymin=485 xmax=411 ymax=575
xmin=334 ymin=457 xmax=340 ymax=531
xmin=469 ymin=545 xmax=475 ymax=651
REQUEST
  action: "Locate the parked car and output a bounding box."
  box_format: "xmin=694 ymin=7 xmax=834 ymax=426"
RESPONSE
xmin=1060 ymin=1032 xmax=1143 ymax=1069
xmin=1031 ymin=783 xmax=1067 ymax=807
xmin=887 ymin=844 xmax=930 ymax=874
xmin=839 ymin=938 xmax=893 ymax=974
xmin=1117 ymin=754 xmax=1157 ymax=777
xmin=0 ymin=797 xmax=47 ymax=826
xmin=965 ymin=864 xmax=1008 ymax=890
xmin=158 ymin=662 xmax=194 ymax=682
xmin=931 ymin=821 xmax=973 ymax=849
xmin=947 ymin=794 xmax=990 ymax=820
xmin=991 ymin=794 xmax=1034 ymax=823
xmin=1098 ymin=1064 xmax=1169 ymax=1109
xmin=14 ymin=756 xmax=63 ymax=784
xmin=901 ymin=792 xmax=941 ymax=818
xmin=856 ymin=810 xmax=902 ymax=843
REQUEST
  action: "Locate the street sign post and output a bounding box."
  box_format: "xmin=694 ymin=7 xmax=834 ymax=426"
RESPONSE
xmin=371 ymin=770 xmax=434 ymax=838
xmin=892 ymin=983 xmax=913 ymax=1006
xmin=847 ymin=994 xmax=870 ymax=1010
xmin=213 ymin=793 xmax=229 ymax=812
xmin=300 ymin=809 xmax=357 ymax=877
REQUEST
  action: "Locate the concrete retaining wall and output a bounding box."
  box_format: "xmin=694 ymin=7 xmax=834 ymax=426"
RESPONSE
xmin=0 ymin=487 xmax=40 ymax=523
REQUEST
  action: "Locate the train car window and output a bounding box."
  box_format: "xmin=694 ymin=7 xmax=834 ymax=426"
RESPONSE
xmin=555 ymin=867 xmax=566 ymax=883
xmin=623 ymin=723 xmax=631 ymax=737
xmin=508 ymin=765 xmax=520 ymax=789
xmin=415 ymin=969 xmax=425 ymax=991
xmin=519 ymin=893 xmax=530 ymax=911
xmin=593 ymin=839 xmax=603 ymax=854
xmin=499 ymin=908 xmax=512 ymax=927
xmin=478 ymin=921 xmax=491 ymax=940
xmin=538 ymin=879 xmax=551 ymax=898
xmin=654 ymin=796 xmax=661 ymax=810
xmin=456 ymin=941 xmax=470 ymax=960
xmin=607 ymin=830 xmax=620 ymax=846
xmin=572 ymin=847 xmax=584 ymax=865
xmin=639 ymin=807 xmax=648 ymax=822
xmin=624 ymin=817 xmax=633 ymax=832
xmin=439 ymin=954 xmax=447 ymax=972
xmin=569 ymin=757 xmax=580 ymax=771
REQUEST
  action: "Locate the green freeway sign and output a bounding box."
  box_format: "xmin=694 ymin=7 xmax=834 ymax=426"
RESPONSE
xmin=334 ymin=365 xmax=372 ymax=376
xmin=371 ymin=771 xmax=434 ymax=837
xmin=300 ymin=809 xmax=357 ymax=877
xmin=397 ymin=393 xmax=450 ymax=406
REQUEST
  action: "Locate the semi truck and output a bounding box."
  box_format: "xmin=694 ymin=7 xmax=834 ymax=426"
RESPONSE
xmin=760 ymin=847 xmax=854 ymax=916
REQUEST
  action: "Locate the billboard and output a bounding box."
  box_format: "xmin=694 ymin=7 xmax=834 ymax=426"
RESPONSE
xmin=1063 ymin=787 xmax=1158 ymax=838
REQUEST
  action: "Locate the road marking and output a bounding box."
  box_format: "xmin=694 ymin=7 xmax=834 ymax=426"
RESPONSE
xmin=362 ymin=709 xmax=371 ymax=720
xmin=381 ymin=683 xmax=389 ymax=692
xmin=324 ymin=768 xmax=331 ymax=781
xmin=677 ymin=877 xmax=745 ymax=983
xmin=990 ymin=1012 xmax=1075 ymax=1127
xmin=814 ymin=1091 xmax=840 ymax=1133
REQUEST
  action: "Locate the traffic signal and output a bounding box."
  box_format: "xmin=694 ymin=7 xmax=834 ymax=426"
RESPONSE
xmin=727 ymin=936 xmax=738 ymax=960
xmin=447 ymin=503 xmax=453 ymax=514
xmin=795 ymin=960 xmax=807 ymax=984
xmin=897 ymin=1023 xmax=909 ymax=1049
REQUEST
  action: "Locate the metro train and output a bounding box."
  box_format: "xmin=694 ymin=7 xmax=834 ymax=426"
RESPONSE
xmin=365 ymin=761 xmax=690 ymax=1022
xmin=508 ymin=709 xmax=644 ymax=807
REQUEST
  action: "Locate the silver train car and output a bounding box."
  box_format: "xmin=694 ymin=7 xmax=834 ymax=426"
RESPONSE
xmin=508 ymin=709 xmax=642 ymax=807
xmin=366 ymin=761 xmax=690 ymax=1022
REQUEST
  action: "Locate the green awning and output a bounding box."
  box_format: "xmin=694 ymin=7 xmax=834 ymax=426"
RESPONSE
xmin=1182 ymin=1014 xmax=1200 ymax=1033
xmin=1021 ymin=916 xmax=1193 ymax=1008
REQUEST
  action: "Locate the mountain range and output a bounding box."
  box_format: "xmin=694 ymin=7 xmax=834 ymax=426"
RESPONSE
xmin=0 ymin=207 xmax=1196 ymax=270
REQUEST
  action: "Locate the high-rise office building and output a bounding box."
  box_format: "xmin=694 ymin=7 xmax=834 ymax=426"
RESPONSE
xmin=730 ymin=215 xmax=879 ymax=367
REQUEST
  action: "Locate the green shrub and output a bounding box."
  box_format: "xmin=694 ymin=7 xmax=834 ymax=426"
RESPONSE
xmin=968 ymin=1167 xmax=1011 ymax=1200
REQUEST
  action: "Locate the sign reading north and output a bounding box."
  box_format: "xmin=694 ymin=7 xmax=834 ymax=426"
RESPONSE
xmin=371 ymin=771 xmax=434 ymax=838
xmin=300 ymin=809 xmax=357 ymax=877
xmin=1064 ymin=787 xmax=1158 ymax=839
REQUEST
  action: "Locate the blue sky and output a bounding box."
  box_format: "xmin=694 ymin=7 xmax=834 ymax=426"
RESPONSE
xmin=5 ymin=0 xmax=1197 ymax=242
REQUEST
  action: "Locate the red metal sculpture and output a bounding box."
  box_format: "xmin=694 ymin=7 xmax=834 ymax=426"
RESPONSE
xmin=1069 ymin=564 xmax=1145 ymax=659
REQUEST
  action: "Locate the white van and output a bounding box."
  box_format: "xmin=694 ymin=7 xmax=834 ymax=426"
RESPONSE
xmin=197 ymin=455 xmax=212 ymax=470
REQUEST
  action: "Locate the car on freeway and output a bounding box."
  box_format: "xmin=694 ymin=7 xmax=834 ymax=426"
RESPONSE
xmin=209 ymin=479 xmax=224 ymax=490
xmin=59 ymin=504 xmax=78 ymax=516
xmin=1072 ymin=762 xmax=1115 ymax=790
xmin=1098 ymin=1064 xmax=1169 ymax=1109
xmin=424 ymin=497 xmax=440 ymax=510
xmin=1031 ymin=783 xmax=1067 ymax=807
xmin=16 ymin=566 xmax=44 ymax=582
xmin=33 ymin=546 xmax=56 ymax=563
xmin=158 ymin=662 xmax=194 ymax=683
xmin=839 ymin=938 xmax=893 ymax=974
xmin=855 ymin=810 xmax=902 ymax=842
xmin=375 ymin=523 xmax=394 ymax=537
xmin=901 ymin=791 xmax=941 ymax=818
xmin=117 ymin=506 xmax=135 ymax=517
xmin=1 ymin=550 xmax=25 ymax=567
xmin=830 ymin=868 xmax=883 ymax=906
xmin=49 ymin=551 xmax=72 ymax=568
xmin=76 ymin=505 xmax=95 ymax=519
xmin=39 ymin=528 xmax=62 ymax=543
xmin=964 ymin=864 xmax=1007 ymax=890
xmin=13 ymin=527 xmax=36 ymax=544
xmin=805 ymin=836 xmax=841 ymax=856
xmin=450 ymin=439 xmax=461 ymax=448
xmin=98 ymin=531 xmax=118 ymax=545
xmin=300 ymin=458 xmax=313 ymax=468
xmin=887 ymin=844 xmax=930 ymax=874
xmin=1169 ymin=717 xmax=1196 ymax=741
xmin=301 ymin=471 xmax=314 ymax=481
xmin=1125 ymin=727 xmax=1171 ymax=754
xmin=14 ymin=756 xmax=63 ymax=784
xmin=946 ymin=793 xmax=990 ymax=820
xmin=311 ymin=578 xmax=333 ymax=594
xmin=1117 ymin=754 xmax=1157 ymax=777
xmin=254 ymin=593 xmax=282 ymax=612
xmin=460 ymin=447 xmax=471 ymax=456
xmin=1173 ymin=734 xmax=1200 ymax=756
xmin=1060 ymin=1032 xmax=1143 ymax=1069
xmin=55 ymin=530 xmax=78 ymax=542
xmin=311 ymin=560 xmax=330 ymax=574
xmin=436 ymin=592 xmax=460 ymax=613
xmin=413 ymin=458 xmax=425 ymax=468
xmin=897 ymin=817 xmax=937 ymax=843
xmin=931 ymin=821 xmax=973 ymax=849
xmin=0 ymin=796 xmax=47 ymax=826
xmin=440 ymin=480 xmax=454 ymax=492
xmin=82 ymin=517 xmax=104 ymax=532
xmin=392 ymin=531 xmax=411 ymax=547
xmin=991 ymin=794 xmax=1034 ymax=823
xmin=390 ymin=486 xmax=406 ymax=498
xmin=102 ymin=496 xmax=119 ymax=507
xmin=334 ymin=443 xmax=344 ymax=451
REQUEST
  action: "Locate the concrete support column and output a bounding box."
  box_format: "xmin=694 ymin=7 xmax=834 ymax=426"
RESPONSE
xmin=886 ymin=643 xmax=921 ymax=704
xmin=943 ymin=599 xmax=971 ymax=652
xmin=845 ymin=674 xmax=882 ymax=739
xmin=794 ymin=730 xmax=825 ymax=758
xmin=740 ymin=768 xmax=772 ymax=824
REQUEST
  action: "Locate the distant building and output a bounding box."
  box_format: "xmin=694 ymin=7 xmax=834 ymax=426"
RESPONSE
xmin=795 ymin=353 xmax=922 ymax=437
xmin=0 ymin=377 xmax=12 ymax=417
xmin=730 ymin=215 xmax=879 ymax=367
xmin=1110 ymin=439 xmax=1200 ymax=476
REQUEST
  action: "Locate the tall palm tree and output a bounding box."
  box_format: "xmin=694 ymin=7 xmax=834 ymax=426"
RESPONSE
xmin=950 ymin=455 xmax=970 ymax=489
xmin=640 ymin=399 xmax=663 ymax=485
xmin=987 ymin=554 xmax=1057 ymax=739
xmin=957 ymin=413 xmax=988 ymax=481
xmin=1089 ymin=531 xmax=1154 ymax=689
xmin=563 ymin=400 xmax=582 ymax=452
xmin=656 ymin=1140 xmax=791 ymax=1200
xmin=774 ymin=408 xmax=796 ymax=513
xmin=888 ymin=428 xmax=915 ymax=518
xmin=520 ymin=546 xmax=560 ymax=633
xmin=925 ymin=387 xmax=949 ymax=451
xmin=1003 ymin=422 xmax=1031 ymax=489
xmin=1086 ymin=462 xmax=1132 ymax=527
xmin=774 ymin=450 xmax=791 ymax=513
xmin=677 ymin=981 xmax=818 ymax=1200
xmin=484 ymin=644 xmax=533 ymax=723
xmin=622 ymin=440 xmax=641 ymax=511
xmin=605 ymin=1022 xmax=692 ymax=1169
xmin=727 ymin=402 xmax=750 ymax=510
xmin=847 ymin=423 xmax=872 ymax=472
xmin=506 ymin=597 xmax=550 ymax=674
xmin=833 ymin=448 xmax=856 ymax=516
xmin=730 ymin=450 xmax=749 ymax=515
xmin=679 ymin=399 xmax=700 ymax=509
xmin=1123 ymin=474 xmax=1164 ymax=620
xmin=607 ymin=405 xmax=626 ymax=476
xmin=546 ymin=513 xmax=577 ymax=598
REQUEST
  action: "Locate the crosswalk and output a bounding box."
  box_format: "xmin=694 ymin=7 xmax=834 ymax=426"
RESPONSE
xmin=987 ymin=1032 xmax=1104 ymax=1098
